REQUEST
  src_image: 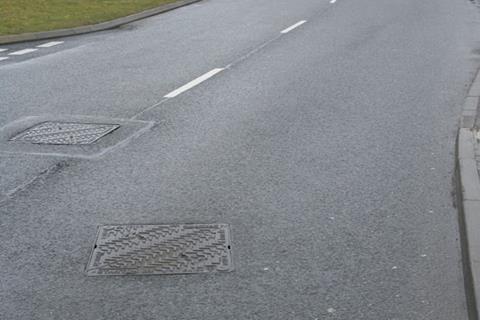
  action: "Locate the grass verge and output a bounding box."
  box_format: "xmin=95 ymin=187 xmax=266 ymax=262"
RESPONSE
xmin=0 ymin=0 xmax=179 ymax=36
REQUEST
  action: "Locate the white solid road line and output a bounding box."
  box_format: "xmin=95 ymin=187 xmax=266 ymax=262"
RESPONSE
xmin=9 ymin=48 xmax=38 ymax=56
xmin=0 ymin=49 xmax=7 ymax=52
xmin=164 ymin=68 xmax=224 ymax=98
xmin=37 ymin=41 xmax=64 ymax=48
xmin=281 ymin=20 xmax=307 ymax=34
xmin=0 ymin=57 xmax=9 ymax=61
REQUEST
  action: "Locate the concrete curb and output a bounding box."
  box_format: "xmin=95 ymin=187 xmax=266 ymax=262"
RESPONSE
xmin=457 ymin=68 xmax=480 ymax=320
xmin=0 ymin=0 xmax=202 ymax=45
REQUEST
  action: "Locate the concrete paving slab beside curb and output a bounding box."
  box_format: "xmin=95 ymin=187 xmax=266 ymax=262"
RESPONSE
xmin=459 ymin=129 xmax=477 ymax=160
xmin=470 ymin=72 xmax=480 ymax=97
xmin=463 ymin=200 xmax=480 ymax=320
xmin=465 ymin=201 xmax=480 ymax=260
xmin=460 ymin=152 xmax=480 ymax=201
xmin=0 ymin=0 xmax=202 ymax=45
xmin=465 ymin=97 xmax=480 ymax=111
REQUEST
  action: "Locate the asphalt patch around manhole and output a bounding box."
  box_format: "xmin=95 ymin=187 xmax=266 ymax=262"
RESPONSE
xmin=86 ymin=224 xmax=233 ymax=276
xmin=0 ymin=115 xmax=154 ymax=158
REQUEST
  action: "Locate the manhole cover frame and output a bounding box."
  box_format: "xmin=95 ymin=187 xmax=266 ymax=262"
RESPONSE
xmin=9 ymin=121 xmax=121 ymax=145
xmin=85 ymin=223 xmax=234 ymax=276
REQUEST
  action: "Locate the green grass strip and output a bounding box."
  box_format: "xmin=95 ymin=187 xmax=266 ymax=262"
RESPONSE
xmin=0 ymin=0 xmax=179 ymax=36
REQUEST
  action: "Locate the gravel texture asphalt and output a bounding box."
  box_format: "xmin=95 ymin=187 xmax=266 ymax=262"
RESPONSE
xmin=1 ymin=0 xmax=480 ymax=319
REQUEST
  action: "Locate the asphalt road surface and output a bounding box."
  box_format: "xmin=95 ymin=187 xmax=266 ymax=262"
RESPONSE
xmin=1 ymin=0 xmax=480 ymax=319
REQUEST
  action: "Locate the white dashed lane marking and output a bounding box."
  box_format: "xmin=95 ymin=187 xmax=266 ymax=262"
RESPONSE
xmin=164 ymin=68 xmax=224 ymax=98
xmin=281 ymin=20 xmax=307 ymax=34
xmin=0 ymin=41 xmax=65 ymax=63
xmin=37 ymin=41 xmax=64 ymax=48
xmin=9 ymin=48 xmax=38 ymax=56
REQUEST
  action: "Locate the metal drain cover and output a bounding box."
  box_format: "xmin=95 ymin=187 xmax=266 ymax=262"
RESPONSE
xmin=10 ymin=121 xmax=120 ymax=145
xmin=86 ymin=224 xmax=233 ymax=276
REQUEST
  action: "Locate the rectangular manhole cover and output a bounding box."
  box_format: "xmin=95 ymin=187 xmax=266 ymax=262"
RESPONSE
xmin=10 ymin=121 xmax=120 ymax=145
xmin=86 ymin=224 xmax=233 ymax=276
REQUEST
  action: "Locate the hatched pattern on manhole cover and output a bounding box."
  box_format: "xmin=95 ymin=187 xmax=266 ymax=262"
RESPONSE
xmin=10 ymin=121 xmax=120 ymax=145
xmin=86 ymin=224 xmax=233 ymax=276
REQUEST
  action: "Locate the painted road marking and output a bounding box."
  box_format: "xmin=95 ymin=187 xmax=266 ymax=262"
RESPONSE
xmin=37 ymin=41 xmax=64 ymax=48
xmin=0 ymin=57 xmax=9 ymax=61
xmin=330 ymin=0 xmax=337 ymax=3
xmin=0 ymin=49 xmax=7 ymax=52
xmin=9 ymin=48 xmax=38 ymax=56
xmin=164 ymin=68 xmax=224 ymax=98
xmin=281 ymin=20 xmax=307 ymax=34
